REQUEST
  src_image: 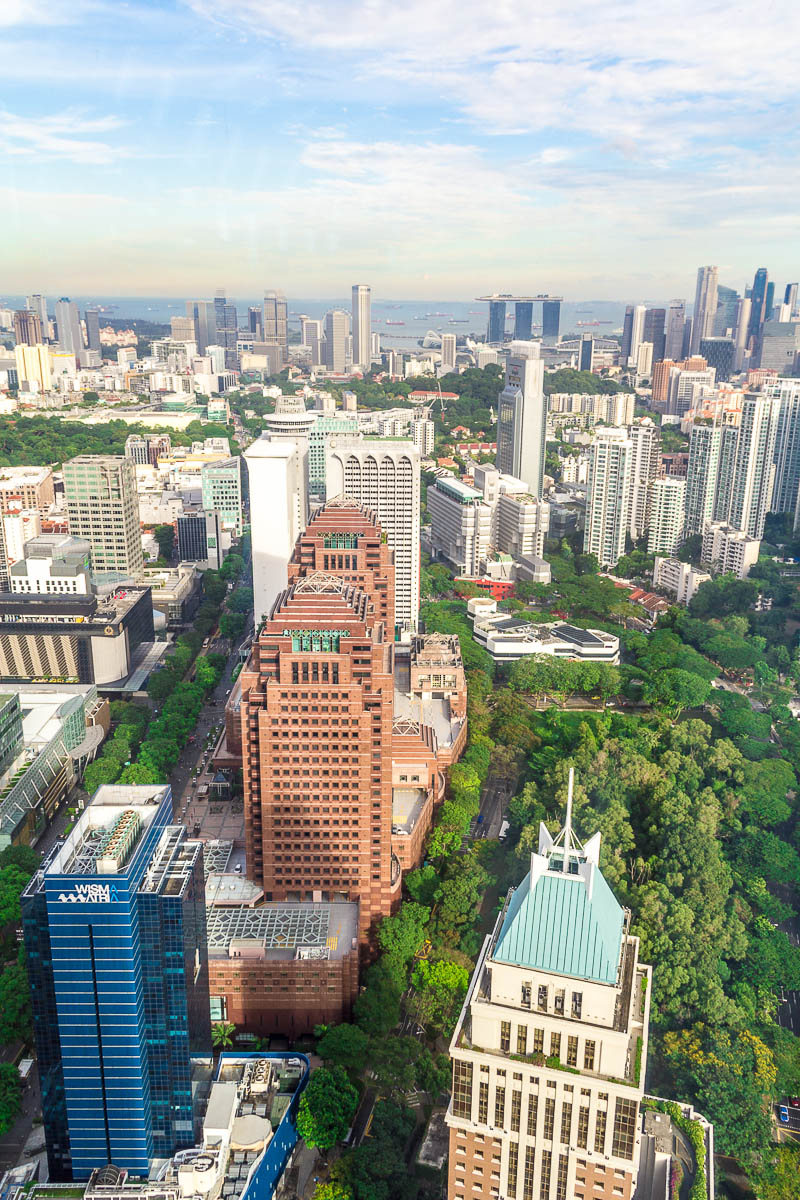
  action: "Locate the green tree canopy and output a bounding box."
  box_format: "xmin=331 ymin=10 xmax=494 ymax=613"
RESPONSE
xmin=297 ymin=1066 xmax=358 ymax=1150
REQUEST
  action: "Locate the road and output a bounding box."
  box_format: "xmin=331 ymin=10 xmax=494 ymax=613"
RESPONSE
xmin=776 ymin=893 xmax=800 ymax=1037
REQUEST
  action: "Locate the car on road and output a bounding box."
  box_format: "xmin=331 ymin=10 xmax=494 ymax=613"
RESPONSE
xmin=779 ymin=1105 xmax=790 ymax=1123
xmin=790 ymin=1097 xmax=800 ymax=1108
xmin=498 ymin=820 xmax=510 ymax=841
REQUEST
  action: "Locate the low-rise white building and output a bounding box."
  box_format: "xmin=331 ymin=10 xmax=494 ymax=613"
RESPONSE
xmin=701 ymin=522 xmax=760 ymax=578
xmin=652 ymin=557 xmax=712 ymax=605
xmin=471 ymin=602 xmax=620 ymax=664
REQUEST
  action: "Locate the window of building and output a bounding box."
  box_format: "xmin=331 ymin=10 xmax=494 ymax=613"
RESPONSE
xmin=507 ymin=1140 xmax=519 ymax=1199
xmin=517 ymin=1025 xmax=528 ymax=1055
xmin=549 ymin=1032 xmax=561 ymax=1060
xmin=567 ymin=1036 xmax=578 ymax=1067
xmin=494 ymin=1087 xmax=505 ymax=1127
xmin=510 ymin=1090 xmax=522 ymax=1133
xmin=543 ymin=1097 xmax=555 ymax=1141
xmin=554 ymin=988 xmax=565 ymax=1015
xmin=584 ymin=1040 xmax=596 ymax=1071
xmin=572 ymin=991 xmax=583 ymax=1018
xmin=523 ymin=1146 xmax=536 ymax=1200
xmin=500 ymin=1021 xmax=511 ymax=1052
xmin=452 ymin=1060 xmax=473 ymax=1119
xmin=537 ymin=984 xmax=548 ymax=1011
xmin=577 ymin=1106 xmax=589 ymax=1149
xmin=612 ymin=1098 xmax=638 ymax=1160
xmin=478 ymin=1081 xmax=489 ymax=1124
xmin=521 ymin=982 xmax=531 ymax=1008
xmin=555 ymin=1153 xmax=569 ymax=1200
xmin=560 ymin=1101 xmax=572 ymax=1145
xmin=595 ymin=1110 xmax=607 ymax=1155
xmin=537 ymin=1149 xmax=551 ymax=1200
xmin=527 ymin=1094 xmax=538 ymax=1138
xmin=532 ymin=1028 xmax=544 ymax=1054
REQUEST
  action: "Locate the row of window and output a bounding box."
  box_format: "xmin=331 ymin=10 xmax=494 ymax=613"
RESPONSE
xmin=500 ymin=1021 xmax=594 ymax=1070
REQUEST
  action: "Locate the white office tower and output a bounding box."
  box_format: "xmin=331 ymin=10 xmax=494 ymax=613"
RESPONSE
xmin=62 ymin=455 xmax=144 ymax=581
xmin=54 ymin=298 xmax=83 ymax=356
xmin=496 ymin=492 xmax=550 ymax=559
xmin=647 ymin=477 xmax=686 ymax=555
xmin=733 ymin=297 xmax=752 ymax=370
xmin=690 ymin=266 xmax=719 ymax=355
xmin=684 ymin=423 xmax=723 ymax=536
xmin=496 ymin=342 xmax=546 ymax=498
xmin=767 ymin=379 xmax=800 ymax=516
xmin=27 ymin=294 xmax=49 ymax=336
xmin=664 ymin=300 xmax=686 ymax=361
xmin=476 ymin=347 xmax=498 ymax=368
xmin=702 ymin=522 xmax=760 ymax=578
xmin=724 ymin=394 xmax=779 ymax=539
xmin=635 ymin=340 xmax=653 ymax=377
xmin=627 ymin=305 xmax=646 ymax=365
xmin=326 ymin=438 xmax=420 ymax=629
xmin=324 ymin=309 xmax=349 ymax=373
xmin=351 ymin=284 xmax=371 ymax=370
xmin=628 ymin=422 xmax=661 ymax=540
xmin=584 ymin=429 xmax=633 ymax=568
xmin=441 ymin=333 xmax=457 ymax=372
xmin=244 ymin=436 xmax=308 ymax=627
xmin=262 ymin=291 xmax=288 ymax=363
xmin=428 ymin=477 xmax=493 ymax=575
xmin=446 ymin=775 xmax=651 ymax=1200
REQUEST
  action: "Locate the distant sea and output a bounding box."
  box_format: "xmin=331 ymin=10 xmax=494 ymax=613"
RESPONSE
xmin=2 ymin=295 xmax=634 ymax=349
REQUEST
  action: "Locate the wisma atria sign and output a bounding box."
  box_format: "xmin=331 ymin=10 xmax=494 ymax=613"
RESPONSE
xmin=57 ymin=883 xmax=120 ymax=904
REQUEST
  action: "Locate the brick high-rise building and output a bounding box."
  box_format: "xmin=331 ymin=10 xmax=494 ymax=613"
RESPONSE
xmin=239 ymin=571 xmax=398 ymax=936
xmin=287 ymin=500 xmax=394 ymax=632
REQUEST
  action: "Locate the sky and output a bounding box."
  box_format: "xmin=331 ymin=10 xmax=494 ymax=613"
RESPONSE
xmin=1 ymin=0 xmax=799 ymax=300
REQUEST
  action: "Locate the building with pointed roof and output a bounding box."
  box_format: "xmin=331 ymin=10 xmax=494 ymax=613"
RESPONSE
xmin=446 ymin=770 xmax=651 ymax=1200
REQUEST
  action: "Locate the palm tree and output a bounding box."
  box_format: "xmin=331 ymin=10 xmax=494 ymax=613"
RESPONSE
xmin=212 ymin=1020 xmax=236 ymax=1050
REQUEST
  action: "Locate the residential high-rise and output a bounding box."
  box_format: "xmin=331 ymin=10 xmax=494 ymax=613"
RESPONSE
xmin=768 ymin=378 xmax=800 ymax=515
xmin=62 ymin=455 xmax=144 ymax=580
xmin=124 ymin=433 xmax=171 ymax=467
xmin=54 ymin=298 xmax=83 ymax=355
xmin=690 ymin=266 xmax=718 ymax=355
xmin=324 ymin=309 xmax=349 ymax=373
xmin=84 ymin=308 xmax=101 ymax=353
xmin=326 ymin=438 xmax=420 ymax=629
xmin=628 ymin=422 xmax=661 ymax=541
xmin=496 ymin=342 xmax=546 ymax=498
xmin=664 ymin=300 xmax=686 ymax=360
xmin=201 ymin=457 xmax=243 ymax=536
xmin=239 ymin=567 xmax=396 ymax=936
xmin=262 ymin=290 xmax=288 ymax=363
xmin=699 ymin=336 xmax=735 ymax=382
xmin=26 ymin=293 xmax=49 ymax=336
xmin=351 ymin=284 xmax=372 ymax=370
xmin=702 ymin=522 xmax=761 ymax=577
xmin=13 ymin=309 xmax=43 ymax=346
xmin=21 ymin=785 xmax=210 ymax=1181
xmin=724 ymin=394 xmax=780 ymax=538
xmin=642 ymin=307 xmax=666 ymax=362
xmin=446 ymin=774 xmax=651 ymax=1200
xmin=245 ymin=436 xmax=308 ymax=627
xmin=584 ymin=428 xmax=633 ymax=567
xmin=747 ymin=267 xmax=769 ymax=343
xmin=441 ymin=332 xmax=457 ymax=372
xmin=684 ymin=422 xmax=723 ymax=536
xmin=648 ymin=476 xmax=686 ymax=555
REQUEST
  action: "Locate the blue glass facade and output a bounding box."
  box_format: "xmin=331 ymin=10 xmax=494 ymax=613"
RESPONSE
xmin=542 ymin=299 xmax=561 ymax=343
xmin=487 ymin=300 xmax=506 ymax=345
xmin=22 ymin=786 xmax=211 ymax=1181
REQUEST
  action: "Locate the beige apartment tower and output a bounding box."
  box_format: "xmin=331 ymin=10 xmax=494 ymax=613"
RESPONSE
xmin=447 ymin=773 xmax=650 ymax=1200
xmin=62 ymin=455 xmax=144 ymax=580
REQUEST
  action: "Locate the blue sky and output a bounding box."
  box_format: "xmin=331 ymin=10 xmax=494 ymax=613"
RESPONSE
xmin=1 ymin=0 xmax=798 ymax=299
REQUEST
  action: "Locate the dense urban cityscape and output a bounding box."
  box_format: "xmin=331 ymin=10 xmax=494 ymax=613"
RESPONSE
xmin=0 ymin=265 xmax=795 ymax=1200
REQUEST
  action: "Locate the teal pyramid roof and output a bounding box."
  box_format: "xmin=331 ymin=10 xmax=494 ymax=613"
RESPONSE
xmin=493 ymin=856 xmax=624 ymax=985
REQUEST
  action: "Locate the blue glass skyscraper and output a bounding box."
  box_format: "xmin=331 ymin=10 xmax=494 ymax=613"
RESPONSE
xmin=22 ymin=785 xmax=210 ymax=1181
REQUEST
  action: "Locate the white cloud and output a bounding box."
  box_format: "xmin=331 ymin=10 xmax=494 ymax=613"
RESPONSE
xmin=0 ymin=109 xmax=126 ymax=165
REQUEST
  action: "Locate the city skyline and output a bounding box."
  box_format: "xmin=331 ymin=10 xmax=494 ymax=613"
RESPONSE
xmin=2 ymin=1 xmax=799 ymax=295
